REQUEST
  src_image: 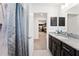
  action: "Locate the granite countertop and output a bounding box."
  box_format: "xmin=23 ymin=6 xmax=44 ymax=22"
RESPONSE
xmin=49 ymin=32 xmax=79 ymax=51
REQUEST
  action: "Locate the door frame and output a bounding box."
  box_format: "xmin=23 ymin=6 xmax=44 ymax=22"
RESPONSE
xmin=33 ymin=12 xmax=48 ymax=50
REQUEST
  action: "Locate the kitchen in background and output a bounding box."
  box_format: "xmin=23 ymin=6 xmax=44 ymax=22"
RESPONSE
xmin=33 ymin=13 xmax=47 ymax=50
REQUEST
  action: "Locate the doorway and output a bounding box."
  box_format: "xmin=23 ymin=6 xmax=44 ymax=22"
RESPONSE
xmin=34 ymin=13 xmax=47 ymax=50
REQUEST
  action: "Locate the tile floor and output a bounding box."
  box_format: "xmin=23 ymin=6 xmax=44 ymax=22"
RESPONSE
xmin=32 ymin=50 xmax=52 ymax=56
xmin=33 ymin=32 xmax=51 ymax=56
xmin=34 ymin=32 xmax=47 ymax=50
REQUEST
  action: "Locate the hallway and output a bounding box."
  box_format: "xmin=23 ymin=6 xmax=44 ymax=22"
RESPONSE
xmin=34 ymin=32 xmax=47 ymax=50
xmin=33 ymin=32 xmax=52 ymax=56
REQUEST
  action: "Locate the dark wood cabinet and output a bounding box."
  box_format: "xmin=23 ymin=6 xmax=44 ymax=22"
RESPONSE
xmin=49 ymin=35 xmax=61 ymax=56
xmin=52 ymin=37 xmax=61 ymax=56
xmin=49 ymin=34 xmax=79 ymax=56
xmin=61 ymin=43 xmax=76 ymax=56
xmin=49 ymin=35 xmax=52 ymax=52
xmin=61 ymin=48 xmax=71 ymax=56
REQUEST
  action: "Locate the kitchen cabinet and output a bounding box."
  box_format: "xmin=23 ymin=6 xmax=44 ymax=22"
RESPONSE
xmin=49 ymin=34 xmax=79 ymax=56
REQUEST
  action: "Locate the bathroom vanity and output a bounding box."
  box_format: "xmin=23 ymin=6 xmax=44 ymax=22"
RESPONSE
xmin=49 ymin=32 xmax=79 ymax=56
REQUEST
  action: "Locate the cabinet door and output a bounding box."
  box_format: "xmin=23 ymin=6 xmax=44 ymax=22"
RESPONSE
xmin=56 ymin=44 xmax=61 ymax=56
xmin=51 ymin=40 xmax=55 ymax=55
xmin=61 ymin=43 xmax=76 ymax=56
xmin=62 ymin=48 xmax=71 ymax=56
xmin=54 ymin=42 xmax=61 ymax=56
xmin=52 ymin=39 xmax=61 ymax=56
xmin=52 ymin=41 xmax=57 ymax=56
xmin=49 ymin=35 xmax=52 ymax=52
xmin=49 ymin=35 xmax=61 ymax=56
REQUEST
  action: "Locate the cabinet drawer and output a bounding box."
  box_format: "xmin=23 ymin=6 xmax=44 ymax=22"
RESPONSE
xmin=62 ymin=43 xmax=76 ymax=56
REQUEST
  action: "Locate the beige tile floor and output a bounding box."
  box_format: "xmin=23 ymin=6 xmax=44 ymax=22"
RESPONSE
xmin=32 ymin=50 xmax=52 ymax=56
xmin=34 ymin=32 xmax=47 ymax=50
xmin=33 ymin=32 xmax=51 ymax=56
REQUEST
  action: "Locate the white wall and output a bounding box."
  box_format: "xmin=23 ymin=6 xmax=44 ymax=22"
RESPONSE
xmin=58 ymin=6 xmax=67 ymax=32
xmin=66 ymin=4 xmax=79 ymax=14
xmin=29 ymin=3 xmax=67 ymax=52
xmin=30 ymin=3 xmax=67 ymax=33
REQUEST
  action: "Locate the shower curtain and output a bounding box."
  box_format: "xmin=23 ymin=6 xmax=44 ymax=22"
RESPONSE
xmin=6 ymin=4 xmax=16 ymax=56
xmin=0 ymin=3 xmax=9 ymax=56
xmin=2 ymin=3 xmax=16 ymax=56
xmin=15 ymin=3 xmax=27 ymax=56
xmin=2 ymin=3 xmax=28 ymax=56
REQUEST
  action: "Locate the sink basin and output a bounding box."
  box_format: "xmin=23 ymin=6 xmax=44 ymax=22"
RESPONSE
xmin=51 ymin=32 xmax=70 ymax=38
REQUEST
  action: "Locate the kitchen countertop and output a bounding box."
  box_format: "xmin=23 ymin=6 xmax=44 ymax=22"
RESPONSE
xmin=49 ymin=32 xmax=79 ymax=51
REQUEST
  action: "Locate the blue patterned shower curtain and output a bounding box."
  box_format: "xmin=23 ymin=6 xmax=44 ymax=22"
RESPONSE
xmin=2 ymin=3 xmax=28 ymax=56
xmin=15 ymin=3 xmax=27 ymax=56
xmin=2 ymin=4 xmax=16 ymax=56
